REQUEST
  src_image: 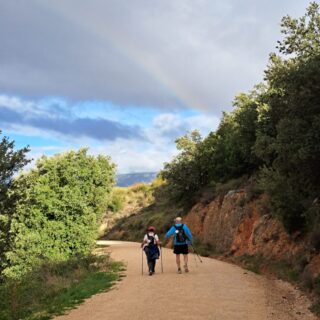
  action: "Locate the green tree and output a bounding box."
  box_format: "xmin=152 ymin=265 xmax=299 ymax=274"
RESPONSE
xmin=0 ymin=131 xmax=30 ymax=276
xmin=161 ymin=130 xmax=203 ymax=199
xmin=255 ymin=2 xmax=320 ymax=232
xmin=198 ymin=88 xmax=261 ymax=183
xmin=2 ymin=149 xmax=115 ymax=279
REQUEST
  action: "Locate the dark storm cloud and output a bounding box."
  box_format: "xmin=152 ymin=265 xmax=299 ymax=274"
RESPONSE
xmin=0 ymin=0 xmax=312 ymax=113
xmin=0 ymin=106 xmax=143 ymax=141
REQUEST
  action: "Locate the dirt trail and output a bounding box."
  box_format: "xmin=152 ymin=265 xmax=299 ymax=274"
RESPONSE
xmin=55 ymin=241 xmax=317 ymax=320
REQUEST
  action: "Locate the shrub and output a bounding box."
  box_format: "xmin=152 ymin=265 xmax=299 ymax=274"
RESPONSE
xmin=108 ymin=192 xmax=125 ymax=213
xmin=310 ymin=227 xmax=320 ymax=252
xmin=3 ymin=149 xmax=115 ymax=280
xmin=314 ymin=275 xmax=320 ymax=296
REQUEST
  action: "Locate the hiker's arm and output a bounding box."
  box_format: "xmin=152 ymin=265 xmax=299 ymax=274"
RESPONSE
xmin=141 ymin=235 xmax=148 ymax=247
xmin=184 ymin=225 xmax=193 ymax=243
xmin=155 ymin=235 xmax=161 ymax=246
xmin=165 ymin=226 xmax=175 ymax=238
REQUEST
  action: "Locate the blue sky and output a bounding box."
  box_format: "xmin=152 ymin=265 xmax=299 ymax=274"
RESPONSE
xmin=0 ymin=0 xmax=311 ymax=173
xmin=0 ymin=94 xmax=218 ymax=172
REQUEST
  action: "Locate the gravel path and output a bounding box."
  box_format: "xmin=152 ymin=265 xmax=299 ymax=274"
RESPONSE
xmin=55 ymin=241 xmax=317 ymax=320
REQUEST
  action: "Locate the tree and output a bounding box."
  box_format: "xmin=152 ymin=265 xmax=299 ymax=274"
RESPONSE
xmin=0 ymin=131 xmax=30 ymax=276
xmin=2 ymin=149 xmax=115 ymax=279
xmin=276 ymin=2 xmax=320 ymax=58
xmin=199 ymin=88 xmax=261 ymax=183
xmin=255 ymin=2 xmax=320 ymax=232
xmin=161 ymin=130 xmax=203 ymax=200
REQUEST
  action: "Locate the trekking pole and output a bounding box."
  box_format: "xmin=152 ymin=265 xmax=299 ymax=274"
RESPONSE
xmin=190 ymin=244 xmax=203 ymax=263
xmin=191 ymin=245 xmax=198 ymax=267
xmin=186 ymin=236 xmax=203 ymax=264
xmin=160 ymin=246 xmax=163 ymax=273
xmin=141 ymin=248 xmax=144 ymax=275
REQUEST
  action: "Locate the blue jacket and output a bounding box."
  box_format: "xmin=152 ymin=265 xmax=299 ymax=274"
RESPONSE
xmin=165 ymin=223 xmax=193 ymax=245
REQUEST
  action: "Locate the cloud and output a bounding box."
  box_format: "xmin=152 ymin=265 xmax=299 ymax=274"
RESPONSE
xmin=0 ymin=103 xmax=143 ymax=142
xmin=89 ymin=111 xmax=219 ymax=173
xmin=151 ymin=113 xmax=219 ymax=140
xmin=0 ymin=94 xmax=219 ymax=173
xmin=0 ymin=0 xmax=311 ymax=113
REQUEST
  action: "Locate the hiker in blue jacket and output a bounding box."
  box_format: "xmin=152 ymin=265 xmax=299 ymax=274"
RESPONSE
xmin=165 ymin=217 xmax=193 ymax=274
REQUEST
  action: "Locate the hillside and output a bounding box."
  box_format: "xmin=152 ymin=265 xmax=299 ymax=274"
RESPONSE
xmin=101 ymin=179 xmax=182 ymax=240
xmin=116 ymin=172 xmax=157 ymax=187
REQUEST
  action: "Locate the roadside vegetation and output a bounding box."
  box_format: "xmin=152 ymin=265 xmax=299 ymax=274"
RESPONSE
xmin=0 ymin=253 xmax=123 ymax=320
xmin=0 ymin=133 xmax=120 ymax=319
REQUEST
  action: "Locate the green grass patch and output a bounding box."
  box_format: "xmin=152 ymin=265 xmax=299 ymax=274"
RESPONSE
xmin=314 ymin=275 xmax=320 ymax=296
xmin=0 ymin=256 xmax=124 ymax=320
xmin=235 ymin=254 xmax=262 ymax=274
xmin=95 ymin=243 xmax=110 ymax=248
xmin=192 ymin=237 xmax=219 ymax=257
xmin=310 ymin=299 xmax=320 ymax=316
xmin=268 ymin=259 xmax=300 ymax=282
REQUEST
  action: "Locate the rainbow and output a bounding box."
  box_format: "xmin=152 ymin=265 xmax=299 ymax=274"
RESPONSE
xmin=36 ymin=1 xmax=204 ymax=110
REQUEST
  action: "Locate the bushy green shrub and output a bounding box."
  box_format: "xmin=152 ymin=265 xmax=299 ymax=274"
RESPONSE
xmin=108 ymin=191 xmax=125 ymax=213
xmin=2 ymin=149 xmax=115 ymax=279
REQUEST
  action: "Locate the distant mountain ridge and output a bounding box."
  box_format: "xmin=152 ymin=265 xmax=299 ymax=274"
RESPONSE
xmin=116 ymin=172 xmax=157 ymax=187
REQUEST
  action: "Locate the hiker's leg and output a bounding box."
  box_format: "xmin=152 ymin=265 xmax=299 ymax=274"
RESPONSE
xmin=147 ymin=257 xmax=153 ymax=272
xmin=152 ymin=259 xmax=156 ymax=272
xmin=183 ymin=254 xmax=189 ymax=272
xmin=183 ymin=254 xmax=188 ymax=266
xmin=176 ymin=254 xmax=181 ymax=269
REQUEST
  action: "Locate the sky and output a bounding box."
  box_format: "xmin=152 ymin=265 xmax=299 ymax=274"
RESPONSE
xmin=0 ymin=0 xmax=312 ymax=173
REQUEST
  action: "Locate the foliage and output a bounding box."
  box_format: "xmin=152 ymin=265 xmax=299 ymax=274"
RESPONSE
xmin=256 ymin=2 xmax=320 ymax=232
xmin=0 ymin=254 xmax=122 ymax=320
xmin=2 ymin=149 xmax=115 ymax=279
xmin=0 ymin=131 xmax=30 ymax=275
xmin=161 ymin=130 xmax=204 ymax=200
xmin=192 ymin=237 xmax=218 ymax=257
xmin=276 ymin=2 xmax=320 ymax=58
xmin=108 ymin=189 xmax=125 ymax=213
xmin=161 ymin=89 xmax=262 ymax=201
xmin=205 ymin=89 xmax=262 ymax=182
xmin=235 ymin=254 xmax=262 ymax=274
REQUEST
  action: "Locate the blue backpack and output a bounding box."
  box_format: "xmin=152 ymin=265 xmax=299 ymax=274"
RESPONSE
xmin=145 ymin=234 xmax=160 ymax=259
xmin=174 ymin=224 xmax=188 ymax=243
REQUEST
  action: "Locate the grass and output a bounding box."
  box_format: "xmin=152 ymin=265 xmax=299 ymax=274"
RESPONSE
xmin=234 ymin=254 xmax=263 ymax=274
xmin=310 ymin=300 xmax=320 ymax=316
xmin=192 ymin=237 xmax=219 ymax=257
xmin=268 ymin=259 xmax=300 ymax=282
xmin=0 ymin=255 xmax=124 ymax=320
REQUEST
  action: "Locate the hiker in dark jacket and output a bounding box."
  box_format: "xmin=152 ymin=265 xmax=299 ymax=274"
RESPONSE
xmin=165 ymin=217 xmax=193 ymax=274
xmin=141 ymin=226 xmax=161 ymax=276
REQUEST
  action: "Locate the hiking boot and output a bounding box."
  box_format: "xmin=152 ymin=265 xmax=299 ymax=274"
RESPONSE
xmin=184 ymin=265 xmax=189 ymax=273
xmin=177 ymin=268 xmax=182 ymax=274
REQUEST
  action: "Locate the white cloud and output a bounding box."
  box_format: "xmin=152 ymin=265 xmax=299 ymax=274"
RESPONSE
xmin=10 ymin=105 xmax=220 ymax=174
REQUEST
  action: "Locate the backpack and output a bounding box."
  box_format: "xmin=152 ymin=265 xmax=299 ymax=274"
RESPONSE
xmin=145 ymin=233 xmax=160 ymax=259
xmin=174 ymin=224 xmax=188 ymax=243
xmin=147 ymin=233 xmax=156 ymax=246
